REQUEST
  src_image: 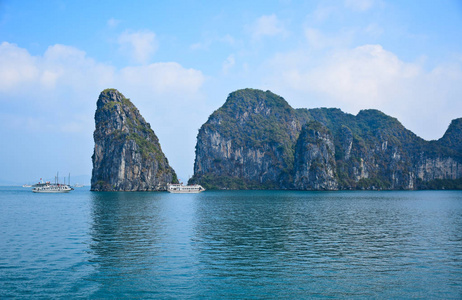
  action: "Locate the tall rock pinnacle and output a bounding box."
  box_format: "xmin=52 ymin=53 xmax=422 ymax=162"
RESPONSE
xmin=91 ymin=89 xmax=178 ymax=191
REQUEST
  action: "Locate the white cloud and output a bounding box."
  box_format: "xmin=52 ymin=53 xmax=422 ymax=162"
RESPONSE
xmin=0 ymin=42 xmax=205 ymax=134
xmin=0 ymin=43 xmax=116 ymax=140
xmin=0 ymin=42 xmax=204 ymax=101
xmin=0 ymin=42 xmax=39 ymax=92
xmin=222 ymin=54 xmax=235 ymax=75
xmin=250 ymin=14 xmax=288 ymax=40
xmin=304 ymin=28 xmax=324 ymax=48
xmin=41 ymin=44 xmax=115 ymax=90
xmin=118 ymin=62 xmax=204 ymax=95
xmin=0 ymin=42 xmax=207 ymax=180
xmin=301 ymin=45 xmax=420 ymax=105
xmin=107 ymin=18 xmax=121 ymax=28
xmin=117 ymin=30 xmax=158 ymax=64
xmin=265 ymin=44 xmax=462 ymax=140
xmin=0 ymin=42 xmax=114 ymax=94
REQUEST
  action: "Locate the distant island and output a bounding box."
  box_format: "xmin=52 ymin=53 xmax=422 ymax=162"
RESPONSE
xmin=91 ymin=88 xmax=462 ymax=191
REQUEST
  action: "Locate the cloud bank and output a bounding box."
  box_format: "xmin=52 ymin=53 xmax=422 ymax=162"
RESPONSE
xmin=265 ymin=43 xmax=462 ymax=140
xmin=0 ymin=41 xmax=207 ymax=181
xmin=0 ymin=42 xmax=205 ymax=134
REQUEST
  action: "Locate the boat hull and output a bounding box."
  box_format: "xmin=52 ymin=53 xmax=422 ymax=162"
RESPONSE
xmin=32 ymin=190 xmax=71 ymax=193
xmin=168 ymin=190 xmax=203 ymax=194
xmin=32 ymin=186 xmax=73 ymax=193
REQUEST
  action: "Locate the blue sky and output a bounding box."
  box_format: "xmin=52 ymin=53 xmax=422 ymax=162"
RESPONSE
xmin=1 ymin=0 xmax=462 ymax=184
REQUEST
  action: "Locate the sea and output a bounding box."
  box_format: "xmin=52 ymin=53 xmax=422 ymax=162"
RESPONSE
xmin=1 ymin=186 xmax=461 ymax=299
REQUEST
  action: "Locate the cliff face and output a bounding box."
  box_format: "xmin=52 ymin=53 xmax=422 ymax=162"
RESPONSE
xmin=91 ymin=89 xmax=177 ymax=191
xmin=190 ymin=88 xmax=462 ymax=190
xmin=294 ymin=122 xmax=338 ymax=190
xmin=191 ymin=89 xmax=308 ymax=189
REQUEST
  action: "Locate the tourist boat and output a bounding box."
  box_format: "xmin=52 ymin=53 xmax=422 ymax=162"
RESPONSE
xmin=167 ymin=183 xmax=205 ymax=193
xmin=31 ymin=175 xmax=74 ymax=193
xmin=32 ymin=182 xmax=74 ymax=193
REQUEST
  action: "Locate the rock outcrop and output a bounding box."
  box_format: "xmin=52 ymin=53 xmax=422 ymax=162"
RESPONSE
xmin=91 ymin=89 xmax=177 ymax=191
xmin=190 ymin=89 xmax=309 ymax=189
xmin=190 ymin=88 xmax=462 ymax=190
xmin=294 ymin=122 xmax=338 ymax=190
xmin=439 ymin=118 xmax=462 ymax=152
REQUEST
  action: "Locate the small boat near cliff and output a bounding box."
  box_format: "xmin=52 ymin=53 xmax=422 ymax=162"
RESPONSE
xmin=32 ymin=182 xmax=73 ymax=193
xmin=167 ymin=183 xmax=205 ymax=193
xmin=31 ymin=174 xmax=74 ymax=193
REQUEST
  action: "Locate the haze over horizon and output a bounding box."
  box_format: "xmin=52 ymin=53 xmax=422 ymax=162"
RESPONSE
xmin=1 ymin=0 xmax=462 ymax=184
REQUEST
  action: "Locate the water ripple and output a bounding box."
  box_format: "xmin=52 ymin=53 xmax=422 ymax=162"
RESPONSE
xmin=1 ymin=188 xmax=462 ymax=298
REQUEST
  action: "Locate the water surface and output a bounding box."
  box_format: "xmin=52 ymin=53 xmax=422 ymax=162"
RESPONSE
xmin=1 ymin=187 xmax=461 ymax=298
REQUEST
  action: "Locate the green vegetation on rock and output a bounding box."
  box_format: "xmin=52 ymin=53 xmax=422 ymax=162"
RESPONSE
xmin=91 ymin=88 xmax=178 ymax=191
xmin=191 ymin=88 xmax=462 ymax=190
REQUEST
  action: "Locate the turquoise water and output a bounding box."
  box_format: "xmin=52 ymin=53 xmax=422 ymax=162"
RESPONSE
xmin=1 ymin=187 xmax=462 ymax=298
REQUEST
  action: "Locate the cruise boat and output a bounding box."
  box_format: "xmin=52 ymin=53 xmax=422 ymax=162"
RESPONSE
xmin=167 ymin=183 xmax=205 ymax=193
xmin=32 ymin=183 xmax=73 ymax=193
xmin=31 ymin=175 xmax=74 ymax=193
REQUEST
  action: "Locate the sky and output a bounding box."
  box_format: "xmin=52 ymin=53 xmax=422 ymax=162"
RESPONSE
xmin=1 ymin=0 xmax=462 ymax=185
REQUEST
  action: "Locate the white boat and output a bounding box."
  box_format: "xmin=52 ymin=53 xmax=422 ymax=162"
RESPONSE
xmin=22 ymin=184 xmax=32 ymax=188
xmin=31 ymin=174 xmax=74 ymax=193
xmin=167 ymin=183 xmax=205 ymax=193
xmin=32 ymin=182 xmax=73 ymax=193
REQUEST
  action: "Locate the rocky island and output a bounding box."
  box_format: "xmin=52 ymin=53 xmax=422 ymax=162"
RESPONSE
xmin=189 ymin=88 xmax=462 ymax=190
xmin=91 ymin=89 xmax=178 ymax=191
